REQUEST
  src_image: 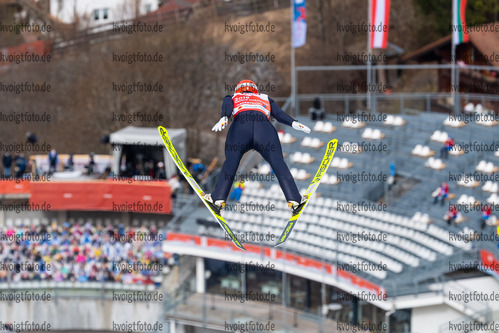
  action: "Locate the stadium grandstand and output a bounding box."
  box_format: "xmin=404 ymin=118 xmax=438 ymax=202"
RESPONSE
xmin=1 ymin=0 xmax=499 ymax=332
xmin=162 ymin=108 xmax=499 ymax=333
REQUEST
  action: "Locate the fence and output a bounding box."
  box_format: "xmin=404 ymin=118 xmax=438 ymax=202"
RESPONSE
xmin=293 ymin=64 xmax=499 ymax=117
xmin=163 ymin=276 xmax=342 ymax=333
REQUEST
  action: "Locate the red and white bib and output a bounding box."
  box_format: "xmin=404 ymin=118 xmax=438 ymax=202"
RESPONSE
xmin=232 ymin=93 xmax=271 ymax=119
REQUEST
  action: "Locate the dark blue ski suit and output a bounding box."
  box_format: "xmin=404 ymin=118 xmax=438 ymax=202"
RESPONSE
xmin=211 ymin=93 xmax=301 ymax=203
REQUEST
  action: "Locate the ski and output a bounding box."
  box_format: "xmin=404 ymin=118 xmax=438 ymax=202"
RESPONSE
xmin=275 ymin=139 xmax=338 ymax=247
xmin=158 ymin=126 xmax=246 ymax=251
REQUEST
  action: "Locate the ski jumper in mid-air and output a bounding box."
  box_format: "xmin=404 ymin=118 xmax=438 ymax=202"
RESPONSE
xmin=203 ymin=80 xmax=311 ymax=215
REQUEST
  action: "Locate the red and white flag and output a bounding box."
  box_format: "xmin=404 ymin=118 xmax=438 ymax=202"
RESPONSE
xmin=370 ymin=0 xmax=391 ymax=49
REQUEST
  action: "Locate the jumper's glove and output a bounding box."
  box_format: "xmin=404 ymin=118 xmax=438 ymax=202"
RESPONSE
xmin=292 ymin=121 xmax=311 ymax=133
xmin=212 ymin=116 xmax=228 ymax=132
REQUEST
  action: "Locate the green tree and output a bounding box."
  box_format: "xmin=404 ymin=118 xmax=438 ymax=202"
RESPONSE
xmin=413 ymin=0 xmax=499 ymax=45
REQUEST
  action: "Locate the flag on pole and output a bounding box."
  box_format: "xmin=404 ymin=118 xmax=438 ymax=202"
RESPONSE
xmin=370 ymin=0 xmax=390 ymax=49
xmin=292 ymin=0 xmax=307 ymax=48
xmin=452 ymin=0 xmax=469 ymax=45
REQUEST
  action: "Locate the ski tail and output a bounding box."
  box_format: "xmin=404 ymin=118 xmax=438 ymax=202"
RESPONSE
xmin=158 ymin=126 xmax=246 ymax=251
xmin=275 ymin=139 xmax=338 ymax=247
xmin=158 ymin=126 xmax=204 ymax=194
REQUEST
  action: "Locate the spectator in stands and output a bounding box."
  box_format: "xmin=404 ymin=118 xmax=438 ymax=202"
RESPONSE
xmin=440 ymin=136 xmax=454 ymax=159
xmin=133 ymin=163 xmax=141 ymax=177
xmin=167 ymin=174 xmax=180 ymax=198
xmin=144 ymin=160 xmax=155 ymax=178
xmin=2 ymin=151 xmax=12 ymax=177
xmin=309 ymin=97 xmax=325 ymax=120
xmin=156 ymin=162 xmax=166 ymax=180
xmin=481 ymin=205 xmax=492 ymax=230
xmin=48 ymin=149 xmax=58 ymax=174
xmin=26 ymin=132 xmax=38 ymax=144
xmin=433 ymin=182 xmax=449 ymax=206
xmin=29 ymin=159 xmax=39 ymax=178
xmin=65 ymin=153 xmax=74 ymax=171
xmin=14 ymin=153 xmax=26 ymax=178
xmin=444 ymin=203 xmax=458 ymax=225
xmin=229 ymin=177 xmax=245 ymax=201
xmin=0 ymin=223 xmax=167 ymax=285
xmin=85 ymin=152 xmax=96 ymax=175
xmin=387 ymin=162 xmax=396 ymax=190
xmin=192 ymin=162 xmax=206 ymax=182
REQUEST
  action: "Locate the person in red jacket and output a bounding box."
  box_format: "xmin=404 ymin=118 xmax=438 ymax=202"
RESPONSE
xmin=440 ymin=136 xmax=454 ymax=159
xmin=445 ymin=204 xmax=458 ymax=225
xmin=433 ymin=182 xmax=449 ymax=205
xmin=481 ymin=205 xmax=492 ymax=229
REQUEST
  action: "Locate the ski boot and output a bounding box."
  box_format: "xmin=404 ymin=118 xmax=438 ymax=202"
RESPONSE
xmin=202 ymin=193 xmax=226 ymax=215
xmin=287 ymin=195 xmax=308 ymax=216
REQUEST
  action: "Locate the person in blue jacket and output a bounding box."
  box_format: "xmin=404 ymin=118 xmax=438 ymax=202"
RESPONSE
xmin=203 ymin=80 xmax=310 ymax=215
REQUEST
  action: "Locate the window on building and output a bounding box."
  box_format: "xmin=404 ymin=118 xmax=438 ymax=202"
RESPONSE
xmin=145 ymin=4 xmax=152 ymax=13
xmin=103 ymin=8 xmax=109 ymax=19
xmin=94 ymin=9 xmax=99 ymax=20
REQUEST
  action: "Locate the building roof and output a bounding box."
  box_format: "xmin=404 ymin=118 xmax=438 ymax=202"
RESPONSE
xmin=468 ymin=22 xmax=499 ymax=67
xmin=109 ymin=126 xmax=186 ymax=146
xmin=401 ymin=35 xmax=452 ymax=63
xmin=401 ymin=22 xmax=499 ymax=67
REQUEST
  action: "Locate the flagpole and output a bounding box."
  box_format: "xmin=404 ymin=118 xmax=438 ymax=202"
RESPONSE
xmin=451 ymin=0 xmax=457 ymax=114
xmin=290 ymin=0 xmax=296 ymax=117
xmin=367 ymin=0 xmax=372 ymax=112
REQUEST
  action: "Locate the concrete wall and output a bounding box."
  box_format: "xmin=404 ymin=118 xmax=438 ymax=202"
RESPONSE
xmin=0 ymin=298 xmax=163 ymax=331
xmin=411 ymin=304 xmax=462 ymax=333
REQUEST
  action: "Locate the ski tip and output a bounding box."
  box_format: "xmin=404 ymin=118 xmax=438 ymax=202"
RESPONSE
xmin=329 ymin=139 xmax=338 ymax=148
xmin=158 ymin=126 xmax=167 ymax=136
